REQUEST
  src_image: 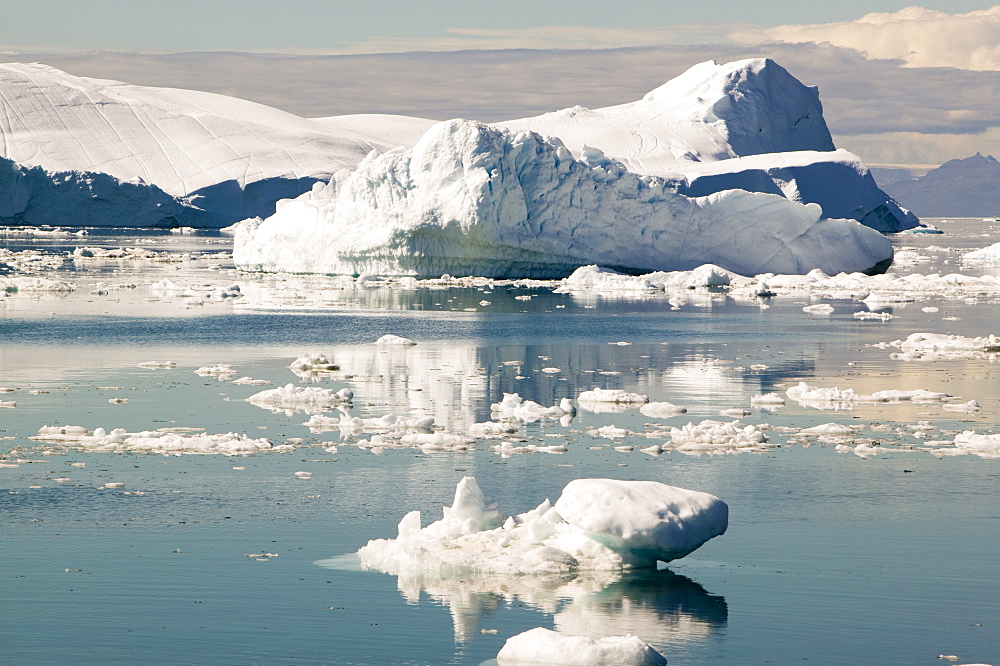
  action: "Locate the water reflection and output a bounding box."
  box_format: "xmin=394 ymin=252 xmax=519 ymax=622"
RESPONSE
xmin=317 ymin=558 xmax=726 ymax=650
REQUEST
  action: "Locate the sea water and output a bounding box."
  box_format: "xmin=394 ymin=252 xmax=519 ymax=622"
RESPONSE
xmin=1 ymin=220 xmax=998 ymax=665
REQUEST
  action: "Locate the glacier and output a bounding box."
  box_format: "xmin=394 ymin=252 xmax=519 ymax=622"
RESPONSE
xmin=233 ymin=118 xmax=893 ymax=278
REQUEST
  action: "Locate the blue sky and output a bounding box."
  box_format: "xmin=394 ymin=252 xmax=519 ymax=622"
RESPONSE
xmin=1 ymin=0 xmax=993 ymax=53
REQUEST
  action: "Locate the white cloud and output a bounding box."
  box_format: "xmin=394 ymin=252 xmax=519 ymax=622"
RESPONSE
xmin=732 ymin=5 xmax=1000 ymax=71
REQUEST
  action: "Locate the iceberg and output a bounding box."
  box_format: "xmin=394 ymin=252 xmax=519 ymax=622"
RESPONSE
xmin=356 ymin=476 xmax=727 ymax=575
xmin=233 ymin=119 xmax=893 ymax=278
xmin=0 ymin=62 xmax=387 ymax=226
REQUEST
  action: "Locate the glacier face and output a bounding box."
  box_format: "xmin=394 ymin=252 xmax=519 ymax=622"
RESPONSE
xmin=233 ymin=120 xmax=893 ymax=279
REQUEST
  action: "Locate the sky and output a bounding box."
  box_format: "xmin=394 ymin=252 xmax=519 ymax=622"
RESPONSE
xmin=3 ymin=1 xmax=1000 ymax=167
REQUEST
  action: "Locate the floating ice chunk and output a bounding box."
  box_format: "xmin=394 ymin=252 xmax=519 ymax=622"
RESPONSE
xmin=932 ymin=431 xmax=1000 ymax=458
xmin=588 ymin=425 xmax=632 ymax=439
xmin=854 ymin=311 xmax=893 ymax=321
xmin=720 ymin=408 xmax=751 ymax=417
xmin=108 ymin=398 xmax=128 ymax=404
xmin=667 ymin=420 xmax=769 ymax=453
xmin=942 ymin=400 xmax=981 ymax=413
xmin=0 ymin=277 xmax=76 ymax=292
xmin=638 ymin=401 xmax=688 ymax=418
xmin=304 ymin=411 xmax=434 ymax=435
xmin=375 ymin=334 xmax=417 ymax=346
xmin=798 ymin=423 xmax=857 ymax=435
xmin=469 ymin=421 xmax=520 ymax=437
xmin=247 ymin=383 xmax=353 ymax=414
xmin=786 ymin=382 xmax=952 ymax=409
xmin=802 ymin=303 xmax=834 ymax=314
xmin=357 ymin=477 xmax=726 ymax=576
xmin=289 ymin=353 xmax=339 ymax=371
xmin=750 ymin=393 xmax=785 ymax=405
xmin=963 ymin=241 xmax=1000 ymax=264
xmin=232 ymin=376 xmax=270 ymax=385
xmin=294 ymin=471 xmax=313 ymax=479
xmin=194 ymin=363 xmax=236 ymax=378
xmin=30 ymin=426 xmax=274 ymax=455
xmin=137 ymin=361 xmax=176 ymax=369
xmin=491 ymin=393 xmax=575 ymax=422
xmin=0 ymin=400 xmax=15 ymax=408
xmin=577 ymin=388 xmax=648 ymax=405
xmin=887 ymin=332 xmax=1000 ymax=360
xmin=492 ymin=441 xmax=569 ymax=456
xmin=401 ymin=432 xmax=475 ymax=450
xmin=496 ymin=627 xmax=666 ymax=666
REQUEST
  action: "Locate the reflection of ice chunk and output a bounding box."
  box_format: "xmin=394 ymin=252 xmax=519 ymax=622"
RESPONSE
xmin=497 ymin=627 xmax=666 ymax=666
xmin=247 ymin=383 xmax=353 ymax=414
xmin=786 ymin=381 xmax=952 ymax=410
xmin=358 ymin=477 xmax=726 ymax=576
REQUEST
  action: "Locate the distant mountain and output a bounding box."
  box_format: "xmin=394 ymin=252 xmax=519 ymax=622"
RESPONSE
xmin=881 ymin=153 xmax=1000 ymax=217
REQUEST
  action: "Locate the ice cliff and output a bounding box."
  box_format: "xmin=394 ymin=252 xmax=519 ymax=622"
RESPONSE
xmin=1 ymin=156 xmax=207 ymax=227
xmin=233 ymin=119 xmax=893 ymax=278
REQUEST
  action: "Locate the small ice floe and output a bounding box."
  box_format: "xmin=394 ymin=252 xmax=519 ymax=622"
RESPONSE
xmin=289 ymin=353 xmax=339 ymax=372
xmin=247 ymin=384 xmax=353 ymax=415
xmin=468 ymin=421 xmax=521 ymax=438
xmin=853 ymin=311 xmax=893 ymax=321
xmin=496 ymin=627 xmax=666 ymax=666
xmin=108 ymin=398 xmax=128 ymax=404
xmin=0 ymin=401 xmax=15 ymax=408
xmin=577 ymin=388 xmax=648 ymax=414
xmin=588 ymin=425 xmax=632 ymax=439
xmin=137 ymin=361 xmax=176 ymax=369
xmin=719 ymin=408 xmax=751 ymax=417
xmin=305 ymin=411 xmax=434 ymax=435
xmin=750 ymin=393 xmax=785 ymax=406
xmin=798 ymin=423 xmax=857 ymax=436
xmin=942 ymin=400 xmax=981 ymax=413
xmin=0 ymin=276 xmax=76 ymax=293
xmin=963 ymin=241 xmax=1000 ymax=264
xmin=786 ymin=382 xmax=952 ymax=410
xmin=375 ymin=334 xmax=417 ymax=346
xmin=401 ymin=432 xmax=475 ymax=452
xmin=541 ymin=367 xmax=561 ymax=373
xmin=294 ymin=471 xmax=313 ymax=480
xmin=638 ymin=402 xmax=687 ymax=418
xmin=102 ymin=482 xmax=125 ymax=489
xmin=194 ymin=363 xmax=236 ymax=379
xmin=922 ymin=307 xmax=940 ymax=313
xmin=231 ymin=376 xmax=270 ymax=386
xmin=930 ymin=431 xmax=1000 ymax=458
xmin=802 ymin=303 xmax=834 ymax=315
xmin=885 ymin=332 xmax=1000 ymax=360
xmin=492 ymin=441 xmax=568 ymax=457
xmin=30 ymin=426 xmax=275 ymax=456
xmin=665 ymin=420 xmax=770 ymax=455
xmin=356 ymin=476 xmax=727 ymax=575
xmin=491 ymin=393 xmax=575 ymax=422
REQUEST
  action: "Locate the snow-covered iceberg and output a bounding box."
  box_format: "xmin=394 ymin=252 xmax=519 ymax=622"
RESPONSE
xmin=356 ymin=476 xmax=727 ymax=575
xmin=0 ymin=62 xmax=387 ymax=226
xmin=498 ymin=58 xmax=917 ymax=233
xmin=233 ymin=119 xmax=893 ymax=278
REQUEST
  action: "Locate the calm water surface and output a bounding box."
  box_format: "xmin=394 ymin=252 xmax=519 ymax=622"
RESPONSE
xmin=1 ymin=220 xmax=998 ymax=665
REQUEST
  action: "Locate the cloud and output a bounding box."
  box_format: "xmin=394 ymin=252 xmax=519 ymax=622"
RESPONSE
xmin=732 ymin=5 xmax=1000 ymax=71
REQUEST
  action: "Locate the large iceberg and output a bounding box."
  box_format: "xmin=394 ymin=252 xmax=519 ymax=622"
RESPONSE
xmin=233 ymin=119 xmax=893 ymax=278
xmin=498 ymin=58 xmax=917 ymax=233
xmin=0 ymin=62 xmax=389 ymax=225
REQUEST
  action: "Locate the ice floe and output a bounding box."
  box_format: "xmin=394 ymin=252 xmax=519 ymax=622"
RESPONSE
xmin=30 ymin=426 xmax=276 ymax=455
xmin=497 ymin=627 xmax=666 ymax=666
xmin=786 ymin=382 xmax=953 ymax=410
xmin=883 ymin=333 xmax=1000 ymax=360
xmin=491 ymin=393 xmax=576 ymax=422
xmin=247 ymin=383 xmax=353 ymax=414
xmin=357 ymin=477 xmax=727 ymax=576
